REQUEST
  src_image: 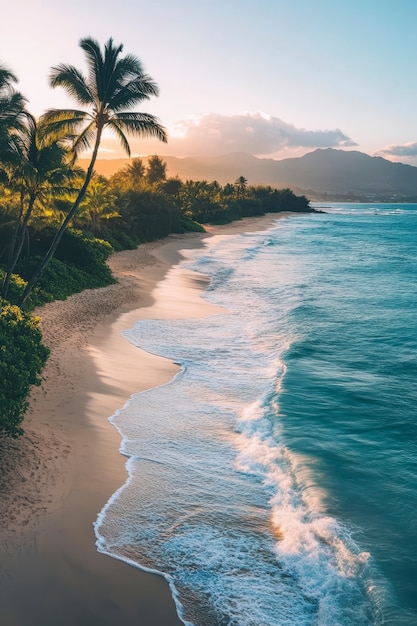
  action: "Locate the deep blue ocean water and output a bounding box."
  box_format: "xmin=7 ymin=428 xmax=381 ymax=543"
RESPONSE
xmin=95 ymin=203 xmax=417 ymax=625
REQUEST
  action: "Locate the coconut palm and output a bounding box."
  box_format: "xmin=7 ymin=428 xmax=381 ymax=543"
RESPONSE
xmin=234 ymin=175 xmax=248 ymax=197
xmin=0 ymin=63 xmax=27 ymax=161
xmin=77 ymin=175 xmax=119 ymax=234
xmin=19 ymin=36 xmax=167 ymax=306
xmin=1 ymin=114 xmax=81 ymax=299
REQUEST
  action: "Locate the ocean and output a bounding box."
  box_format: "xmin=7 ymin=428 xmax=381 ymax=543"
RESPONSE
xmin=94 ymin=203 xmax=417 ymax=626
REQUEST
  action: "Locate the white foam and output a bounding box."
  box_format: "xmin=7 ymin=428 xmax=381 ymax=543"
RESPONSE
xmin=94 ymin=224 xmax=377 ymax=625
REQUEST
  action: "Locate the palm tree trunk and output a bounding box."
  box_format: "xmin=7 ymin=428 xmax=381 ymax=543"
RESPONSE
xmin=18 ymin=127 xmax=103 ymax=307
xmin=1 ymin=193 xmax=23 ymax=298
xmin=1 ymin=192 xmax=34 ymax=300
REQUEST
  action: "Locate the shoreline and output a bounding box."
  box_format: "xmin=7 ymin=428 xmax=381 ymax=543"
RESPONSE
xmin=0 ymin=214 xmax=283 ymax=625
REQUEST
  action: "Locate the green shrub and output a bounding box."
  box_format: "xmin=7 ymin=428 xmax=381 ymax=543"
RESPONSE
xmin=180 ymin=217 xmax=206 ymax=233
xmin=0 ymin=301 xmax=49 ymax=437
xmin=31 ymin=228 xmax=114 ymax=276
xmin=16 ymin=255 xmax=115 ymax=308
xmin=98 ymin=228 xmax=138 ymax=251
xmin=0 ymin=269 xmax=27 ymax=304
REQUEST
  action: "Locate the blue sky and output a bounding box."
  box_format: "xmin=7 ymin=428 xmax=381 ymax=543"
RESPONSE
xmin=3 ymin=0 xmax=417 ymax=162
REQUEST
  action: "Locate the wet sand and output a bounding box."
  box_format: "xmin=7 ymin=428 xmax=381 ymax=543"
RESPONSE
xmin=0 ymin=215 xmax=281 ymax=625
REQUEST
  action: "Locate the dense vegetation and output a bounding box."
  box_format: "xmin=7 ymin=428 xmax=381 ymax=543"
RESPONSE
xmin=0 ymin=301 xmax=49 ymax=437
xmin=0 ymin=38 xmax=313 ymax=437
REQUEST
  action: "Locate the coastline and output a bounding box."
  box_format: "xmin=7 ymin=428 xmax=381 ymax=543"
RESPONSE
xmin=0 ymin=214 xmax=282 ymax=625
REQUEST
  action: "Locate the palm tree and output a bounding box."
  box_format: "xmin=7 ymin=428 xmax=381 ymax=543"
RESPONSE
xmin=77 ymin=175 xmax=119 ymax=234
xmin=146 ymin=154 xmax=167 ymax=185
xmin=19 ymin=36 xmax=167 ymax=306
xmin=0 ymin=63 xmax=27 ymax=161
xmin=234 ymin=175 xmax=248 ymax=197
xmin=1 ymin=114 xmax=81 ymax=299
xmin=126 ymin=157 xmax=146 ymax=188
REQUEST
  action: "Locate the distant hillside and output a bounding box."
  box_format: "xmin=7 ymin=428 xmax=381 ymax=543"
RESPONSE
xmin=272 ymin=149 xmax=417 ymax=200
xmin=79 ymin=149 xmax=417 ymax=201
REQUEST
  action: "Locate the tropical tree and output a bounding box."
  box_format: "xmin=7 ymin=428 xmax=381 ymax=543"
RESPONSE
xmin=223 ymin=182 xmax=235 ymax=197
xmin=126 ymin=157 xmax=146 ymax=188
xmin=162 ymin=176 xmax=182 ymax=206
xmin=179 ymin=180 xmax=223 ymax=223
xmin=146 ymin=154 xmax=167 ymax=185
xmin=234 ymin=175 xmax=248 ymax=197
xmin=77 ymin=174 xmax=119 ymax=234
xmin=1 ymin=114 xmax=81 ymax=300
xmin=19 ymin=36 xmax=167 ymax=306
xmin=0 ymin=63 xmax=27 ymax=161
xmin=109 ymin=157 xmax=146 ymax=192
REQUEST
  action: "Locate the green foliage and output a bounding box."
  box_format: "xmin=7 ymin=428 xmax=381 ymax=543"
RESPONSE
xmin=98 ymin=227 xmax=138 ymax=251
xmin=0 ymin=300 xmax=49 ymax=437
xmin=54 ymin=230 xmax=113 ymax=277
xmin=252 ymin=186 xmax=311 ymax=213
xmin=27 ymin=228 xmax=114 ymax=281
xmin=16 ymin=37 xmax=167 ymax=307
xmin=37 ymin=256 xmax=114 ymax=301
xmin=118 ymin=189 xmax=182 ymax=241
xmin=177 ymin=179 xmax=312 ymax=224
xmin=123 ymin=158 xmax=146 ymax=190
xmin=15 ymin=255 xmax=115 ymax=309
xmin=179 ymin=216 xmax=206 ymax=232
xmin=146 ymin=155 xmax=167 ymax=185
xmin=162 ymin=177 xmax=182 ymax=198
xmin=4 ymin=229 xmax=115 ymax=308
xmin=0 ymin=269 xmax=26 ymax=304
xmin=0 ymin=64 xmax=27 ymax=160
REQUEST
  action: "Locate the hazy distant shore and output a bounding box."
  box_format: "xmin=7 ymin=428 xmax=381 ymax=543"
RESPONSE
xmin=0 ymin=214 xmax=281 ymax=625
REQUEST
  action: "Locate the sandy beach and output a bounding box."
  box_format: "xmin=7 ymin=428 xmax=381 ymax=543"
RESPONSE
xmin=0 ymin=214 xmax=281 ymax=626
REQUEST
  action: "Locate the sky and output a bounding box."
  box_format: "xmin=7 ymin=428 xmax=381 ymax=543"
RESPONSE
xmin=2 ymin=0 xmax=417 ymax=164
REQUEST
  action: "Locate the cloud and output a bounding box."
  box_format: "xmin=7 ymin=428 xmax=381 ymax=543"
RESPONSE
xmin=110 ymin=112 xmax=357 ymax=159
xmin=377 ymin=141 xmax=417 ymax=166
xmin=380 ymin=141 xmax=417 ymax=157
xmin=168 ymin=112 xmax=357 ymax=156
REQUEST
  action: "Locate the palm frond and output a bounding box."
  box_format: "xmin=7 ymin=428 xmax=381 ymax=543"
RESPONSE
xmin=0 ymin=113 xmax=33 ymax=173
xmin=109 ymin=76 xmax=159 ymax=111
xmin=100 ymin=52 xmax=148 ymax=108
xmin=80 ymin=37 xmax=122 ymax=105
xmin=49 ymin=64 xmax=94 ymax=105
xmin=101 ymin=38 xmax=124 ymax=104
xmin=40 ymin=109 xmax=91 ymax=143
xmin=0 ymin=92 xmax=28 ymax=136
xmin=112 ymin=112 xmax=167 ymax=142
xmin=37 ymin=142 xmax=72 ymax=175
xmin=110 ymin=55 xmax=145 ymax=89
xmin=0 ymin=64 xmax=18 ymax=87
xmin=115 ymin=54 xmax=144 ymax=79
xmin=79 ymin=37 xmax=104 ymax=102
xmin=71 ymin=121 xmax=96 ymax=155
xmin=0 ymin=90 xmax=27 ymax=117
xmin=41 ymin=108 xmax=90 ymax=124
xmin=106 ymin=120 xmax=131 ymax=156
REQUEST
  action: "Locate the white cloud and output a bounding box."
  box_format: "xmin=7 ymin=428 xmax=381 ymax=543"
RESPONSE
xmin=378 ymin=141 xmax=417 ymax=166
xmin=380 ymin=141 xmax=417 ymax=157
xmin=168 ymin=112 xmax=356 ymax=156
xmin=105 ymin=112 xmax=357 ymax=158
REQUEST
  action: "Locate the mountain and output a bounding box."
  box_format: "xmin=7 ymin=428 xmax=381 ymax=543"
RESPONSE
xmin=271 ymin=149 xmax=417 ymax=200
xmin=80 ymin=149 xmax=417 ymax=201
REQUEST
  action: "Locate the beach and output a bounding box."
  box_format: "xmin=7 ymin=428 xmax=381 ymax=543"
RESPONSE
xmin=0 ymin=215 xmax=279 ymax=626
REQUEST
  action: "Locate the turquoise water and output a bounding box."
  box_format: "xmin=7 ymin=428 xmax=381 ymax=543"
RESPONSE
xmin=95 ymin=204 xmax=417 ymax=625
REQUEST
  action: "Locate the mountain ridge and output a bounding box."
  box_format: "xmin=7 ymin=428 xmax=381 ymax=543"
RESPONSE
xmin=79 ymin=149 xmax=417 ymax=201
